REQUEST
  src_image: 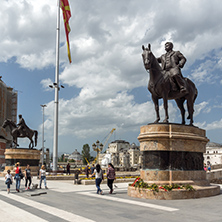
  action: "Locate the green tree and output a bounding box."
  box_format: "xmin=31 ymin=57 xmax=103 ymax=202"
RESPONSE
xmin=82 ymin=144 xmax=90 ymax=165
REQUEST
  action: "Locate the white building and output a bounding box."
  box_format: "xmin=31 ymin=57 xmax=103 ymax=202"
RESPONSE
xmin=128 ymin=143 xmax=140 ymax=166
xmin=100 ymin=140 xmax=142 ymax=167
xmin=204 ymin=142 xmax=222 ymax=165
xmin=108 ymin=140 xmax=130 ymax=154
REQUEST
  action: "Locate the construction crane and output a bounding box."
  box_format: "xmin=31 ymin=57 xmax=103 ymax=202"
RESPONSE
xmin=101 ymin=128 xmax=116 ymax=153
xmin=91 ymin=128 xmax=116 ymax=164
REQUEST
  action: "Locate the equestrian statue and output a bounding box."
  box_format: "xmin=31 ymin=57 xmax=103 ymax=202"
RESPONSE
xmin=141 ymin=42 xmax=197 ymax=125
xmin=2 ymin=114 xmax=38 ymax=149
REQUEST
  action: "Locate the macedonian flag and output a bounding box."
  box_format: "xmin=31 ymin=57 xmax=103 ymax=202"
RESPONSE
xmin=60 ymin=0 xmax=72 ymax=63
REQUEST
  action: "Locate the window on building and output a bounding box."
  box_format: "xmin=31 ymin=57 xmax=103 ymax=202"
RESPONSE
xmin=207 ymin=156 xmax=210 ymax=159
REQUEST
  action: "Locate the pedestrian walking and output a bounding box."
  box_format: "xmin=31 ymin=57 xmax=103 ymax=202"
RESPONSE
xmin=74 ymin=169 xmax=80 ymax=184
xmin=39 ymin=165 xmax=48 ymax=189
xmin=25 ymin=164 xmax=32 ymax=190
xmin=107 ymin=163 xmax=116 ymax=194
xmin=5 ymin=170 xmax=13 ymax=194
xmin=204 ymin=163 xmax=207 ymax=171
xmin=85 ymin=165 xmax=89 ymax=178
xmin=14 ymin=162 xmax=21 ymax=192
xmin=90 ymin=164 xmax=103 ymax=195
xmin=66 ymin=163 xmax=71 ymax=175
xmin=207 ymin=162 xmax=211 ymax=172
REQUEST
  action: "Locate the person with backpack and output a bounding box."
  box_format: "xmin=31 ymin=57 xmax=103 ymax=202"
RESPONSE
xmin=90 ymin=164 xmax=104 ymax=195
xmin=25 ymin=164 xmax=32 ymax=190
xmin=5 ymin=170 xmax=13 ymax=194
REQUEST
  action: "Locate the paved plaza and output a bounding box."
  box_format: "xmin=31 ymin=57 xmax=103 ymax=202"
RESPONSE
xmin=0 ymin=177 xmax=222 ymax=222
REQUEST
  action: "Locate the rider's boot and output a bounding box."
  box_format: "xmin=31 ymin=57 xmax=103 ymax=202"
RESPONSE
xmin=174 ymin=75 xmax=188 ymax=93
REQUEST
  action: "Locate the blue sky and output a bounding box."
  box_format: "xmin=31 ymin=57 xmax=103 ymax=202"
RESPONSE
xmin=1 ymin=0 xmax=222 ymax=155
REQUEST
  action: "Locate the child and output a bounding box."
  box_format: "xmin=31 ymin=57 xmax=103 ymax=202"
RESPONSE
xmin=5 ymin=170 xmax=13 ymax=194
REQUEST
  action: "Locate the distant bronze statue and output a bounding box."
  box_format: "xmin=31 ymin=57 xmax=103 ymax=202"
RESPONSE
xmin=142 ymin=43 xmax=197 ymax=125
xmin=2 ymin=115 xmax=38 ymax=149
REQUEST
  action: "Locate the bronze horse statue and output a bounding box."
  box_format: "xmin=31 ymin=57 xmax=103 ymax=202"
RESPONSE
xmin=142 ymin=44 xmax=197 ymax=125
xmin=2 ymin=119 xmax=38 ymax=149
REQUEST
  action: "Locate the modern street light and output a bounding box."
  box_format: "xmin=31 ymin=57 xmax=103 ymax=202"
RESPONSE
xmin=92 ymin=140 xmax=103 ymax=163
xmin=49 ymin=83 xmax=65 ymax=172
xmin=40 ymin=104 xmax=47 ymax=165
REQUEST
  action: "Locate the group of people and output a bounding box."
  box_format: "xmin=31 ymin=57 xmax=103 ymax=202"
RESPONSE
xmin=204 ymin=162 xmax=211 ymax=172
xmin=90 ymin=163 xmax=116 ymax=195
xmin=5 ymin=162 xmax=48 ymax=193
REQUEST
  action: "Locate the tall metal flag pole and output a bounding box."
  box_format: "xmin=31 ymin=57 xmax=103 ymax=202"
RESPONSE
xmin=53 ymin=0 xmax=61 ymax=172
xmin=53 ymin=0 xmax=71 ymax=172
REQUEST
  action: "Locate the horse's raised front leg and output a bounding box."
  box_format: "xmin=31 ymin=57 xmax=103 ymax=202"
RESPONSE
xmin=162 ymin=95 xmax=169 ymax=123
xmin=13 ymin=137 xmax=19 ymax=148
xmin=152 ymin=95 xmax=160 ymax=123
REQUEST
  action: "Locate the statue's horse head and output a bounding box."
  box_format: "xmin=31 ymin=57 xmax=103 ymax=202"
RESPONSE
xmin=142 ymin=44 xmax=154 ymax=70
xmin=2 ymin=119 xmax=16 ymax=129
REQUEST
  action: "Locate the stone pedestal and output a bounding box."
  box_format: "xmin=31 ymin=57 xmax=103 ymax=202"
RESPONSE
xmin=0 ymin=139 xmax=7 ymax=164
xmin=128 ymin=123 xmax=220 ymax=199
xmin=4 ymin=148 xmax=40 ymax=175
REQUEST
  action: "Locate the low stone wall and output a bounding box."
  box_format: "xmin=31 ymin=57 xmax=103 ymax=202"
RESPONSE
xmin=128 ymin=185 xmax=220 ymax=200
xmin=45 ymin=171 xmax=140 ymax=181
xmin=81 ymin=178 xmax=135 ymax=185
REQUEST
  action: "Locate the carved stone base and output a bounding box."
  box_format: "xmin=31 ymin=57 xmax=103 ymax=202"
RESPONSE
xmin=128 ymin=123 xmax=220 ymax=199
xmin=0 ymin=139 xmax=7 ymax=164
xmin=4 ymin=148 xmax=40 ymax=175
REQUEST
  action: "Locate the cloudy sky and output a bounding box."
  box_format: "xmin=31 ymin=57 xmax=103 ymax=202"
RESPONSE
xmin=1 ymin=0 xmax=222 ymax=155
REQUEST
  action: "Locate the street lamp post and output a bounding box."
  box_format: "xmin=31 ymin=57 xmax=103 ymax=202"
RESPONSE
xmin=92 ymin=140 xmax=103 ymax=164
xmin=41 ymin=105 xmax=47 ymax=165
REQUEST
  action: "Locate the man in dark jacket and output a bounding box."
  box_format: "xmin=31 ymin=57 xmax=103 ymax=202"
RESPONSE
xmin=157 ymin=42 xmax=187 ymax=93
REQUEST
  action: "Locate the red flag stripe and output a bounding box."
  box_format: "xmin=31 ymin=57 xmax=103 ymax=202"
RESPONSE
xmin=60 ymin=0 xmax=72 ymax=63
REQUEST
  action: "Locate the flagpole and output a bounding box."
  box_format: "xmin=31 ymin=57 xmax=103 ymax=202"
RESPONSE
xmin=53 ymin=0 xmax=60 ymax=172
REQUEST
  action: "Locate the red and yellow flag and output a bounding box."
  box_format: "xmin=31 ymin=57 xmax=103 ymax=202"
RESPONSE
xmin=60 ymin=0 xmax=72 ymax=63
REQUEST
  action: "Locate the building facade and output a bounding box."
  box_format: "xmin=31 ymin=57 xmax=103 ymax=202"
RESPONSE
xmin=0 ymin=79 xmax=17 ymax=164
xmin=68 ymin=149 xmax=82 ymax=164
xmin=204 ymin=142 xmax=222 ymax=165
xmin=100 ymin=140 xmax=142 ymax=168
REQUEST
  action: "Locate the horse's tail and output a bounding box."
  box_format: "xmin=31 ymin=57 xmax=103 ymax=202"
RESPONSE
xmin=193 ymin=87 xmax=198 ymax=104
xmin=34 ymin=130 xmax=38 ymax=147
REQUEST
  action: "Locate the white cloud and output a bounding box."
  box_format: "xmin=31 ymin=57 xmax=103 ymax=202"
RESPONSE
xmin=40 ymin=78 xmax=54 ymax=91
xmin=205 ymin=119 xmax=222 ymax=130
xmin=42 ymin=91 xmax=178 ymax=139
xmin=194 ymin=101 xmax=209 ymax=117
xmin=2 ymin=0 xmax=222 ymax=150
